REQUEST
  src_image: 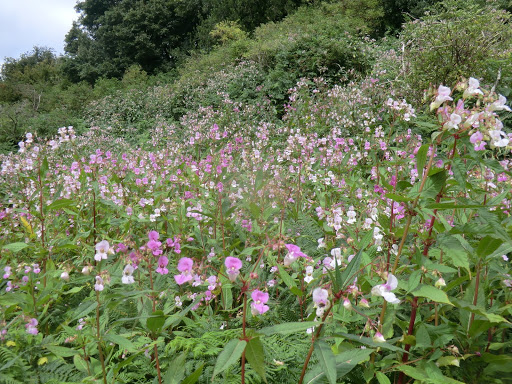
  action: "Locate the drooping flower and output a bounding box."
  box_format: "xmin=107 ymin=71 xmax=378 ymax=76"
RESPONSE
xmin=147 ymin=231 xmax=162 ymax=256
xmin=60 ymin=271 xmax=70 ymax=281
xmin=95 ymin=240 xmax=110 ymax=261
xmin=373 ymin=332 xmax=386 ymax=343
xmin=371 ymin=273 xmax=400 ymax=304
xmin=225 ymin=257 xmax=243 ymax=282
xmin=488 ymin=129 xmax=510 ymax=148
xmin=435 ymin=277 xmax=446 ymax=288
xmin=444 ymin=113 xmax=462 ymax=131
xmin=284 ymin=244 xmax=309 ymax=266
xmin=94 ymin=276 xmax=104 ymax=291
xmin=470 ymin=131 xmax=486 ymax=151
xmin=304 ymin=266 xmax=314 ymax=284
xmin=251 ymin=290 xmax=270 ymax=315
xmin=430 ymin=85 xmax=453 ymax=111
xmin=463 ymin=77 xmax=484 ymax=99
xmin=122 ymin=264 xmax=135 ymax=284
xmin=156 ymin=256 xmax=169 ymax=275
xmin=489 ymin=95 xmax=512 ymax=112
xmin=174 ymin=257 xmax=194 ymax=285
xmin=312 ymin=287 xmax=330 ymax=317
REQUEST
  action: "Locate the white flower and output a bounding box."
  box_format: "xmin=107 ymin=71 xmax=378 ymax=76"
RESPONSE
xmin=463 ymin=77 xmax=484 ymax=99
xmin=94 ymin=276 xmax=104 ymax=291
xmin=94 ymin=240 xmax=110 ymax=261
xmin=304 ymin=266 xmax=314 ymax=284
xmin=444 ymin=113 xmax=462 ymax=130
xmin=122 ymin=264 xmax=135 ymax=284
xmin=489 ymin=95 xmax=512 ymax=112
xmin=317 ymin=238 xmax=326 ymax=248
xmin=371 ymin=274 xmax=400 ymax=304
xmin=430 ymin=85 xmax=453 ymax=111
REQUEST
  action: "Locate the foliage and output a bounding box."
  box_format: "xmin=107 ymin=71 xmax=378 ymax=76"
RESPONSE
xmin=398 ymin=0 xmax=512 ymax=101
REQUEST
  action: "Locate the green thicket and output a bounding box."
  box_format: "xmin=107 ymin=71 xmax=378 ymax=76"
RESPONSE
xmin=0 ymin=0 xmax=511 ymax=152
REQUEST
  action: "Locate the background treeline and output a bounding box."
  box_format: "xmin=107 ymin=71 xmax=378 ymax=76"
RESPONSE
xmin=1 ymin=0 xmax=511 ymax=152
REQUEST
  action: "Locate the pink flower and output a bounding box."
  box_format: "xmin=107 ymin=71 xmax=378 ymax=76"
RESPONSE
xmin=284 ymin=244 xmax=309 ymax=266
xmin=251 ymin=290 xmax=269 ymax=315
xmin=148 ymin=231 xmax=159 ymax=241
xmin=174 ymin=257 xmax=194 ymax=285
xmin=25 ymin=318 xmax=38 ymax=335
xmin=470 ymin=131 xmax=486 ymax=151
xmin=156 ymin=256 xmax=169 ymax=275
xmin=225 ymin=257 xmax=242 ymax=282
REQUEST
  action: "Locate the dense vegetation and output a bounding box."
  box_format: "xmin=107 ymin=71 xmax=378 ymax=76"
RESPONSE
xmin=0 ymin=0 xmax=511 ymax=383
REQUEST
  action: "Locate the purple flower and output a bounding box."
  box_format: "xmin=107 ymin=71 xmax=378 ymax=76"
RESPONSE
xmin=225 ymin=257 xmax=242 ymax=282
xmin=251 ymin=290 xmax=269 ymax=315
xmin=156 ymin=256 xmax=169 ymax=275
xmin=174 ymin=257 xmax=194 ymax=285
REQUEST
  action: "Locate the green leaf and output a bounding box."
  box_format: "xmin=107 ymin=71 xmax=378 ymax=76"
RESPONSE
xmin=2 ymin=242 xmax=29 ymax=253
xmin=211 ymin=339 xmax=247 ymax=380
xmin=385 ymin=193 xmax=412 ymax=203
xmin=105 ymin=334 xmax=136 ymax=352
xmin=163 ymin=353 xmax=186 ymax=384
xmin=412 ymin=285 xmax=452 ymax=305
xmin=408 ymin=170 xmax=446 ymax=199
xmin=376 ymin=372 xmax=391 ymax=384
xmin=336 ymin=333 xmax=406 ymax=352
xmin=451 ymin=158 xmax=467 ymax=192
xmin=46 ymin=345 xmax=79 ymax=357
xmin=259 ymin=322 xmax=318 ymax=336
xmin=147 ymin=310 xmax=165 ymax=333
xmin=46 ymin=198 xmax=76 ymax=211
xmin=339 ymin=231 xmax=372 ymax=290
xmin=277 ymin=265 xmax=296 ymax=288
xmin=416 ymin=143 xmax=429 ymax=176
xmin=182 ymin=363 xmax=204 ymax=384
xmin=476 ymin=236 xmax=503 ymax=259
xmin=73 ymin=355 xmax=89 ymax=373
xmin=71 ymin=300 xmax=98 ymax=322
xmin=304 ymin=348 xmax=374 ymax=384
xmin=407 ymin=270 xmax=422 ymax=293
xmin=452 ymin=298 xmax=510 ymax=323
xmin=245 ymin=337 xmax=266 ymax=383
xmin=314 ymin=340 xmax=336 ymax=384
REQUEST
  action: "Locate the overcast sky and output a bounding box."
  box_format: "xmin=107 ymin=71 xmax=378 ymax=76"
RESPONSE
xmin=0 ymin=0 xmax=79 ymax=67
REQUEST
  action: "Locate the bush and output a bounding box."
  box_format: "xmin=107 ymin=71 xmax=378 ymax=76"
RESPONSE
xmin=399 ymin=0 xmax=512 ymax=101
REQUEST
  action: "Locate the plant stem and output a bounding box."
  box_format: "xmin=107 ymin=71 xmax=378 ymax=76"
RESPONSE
xmin=298 ymin=301 xmax=333 ymax=384
xmin=95 ymin=291 xmax=107 ymax=384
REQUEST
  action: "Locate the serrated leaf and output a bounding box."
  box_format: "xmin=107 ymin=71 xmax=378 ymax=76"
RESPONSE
xmin=105 ymin=334 xmax=136 ymax=352
xmin=412 ymin=285 xmax=452 ymax=305
xmin=182 ymin=363 xmax=204 ymax=384
xmin=245 ymin=337 xmax=266 ymax=383
xmin=476 ymin=236 xmax=503 ymax=259
xmin=147 ymin=310 xmax=165 ymax=333
xmin=407 ymin=270 xmax=422 ymax=293
xmin=277 ymin=265 xmax=296 ymax=288
xmin=259 ymin=322 xmax=318 ymax=336
xmin=336 ymin=333 xmax=406 ymax=352
xmin=46 ymin=345 xmax=79 ymax=357
xmin=314 ymin=340 xmax=336 ymax=384
xmin=47 ymin=198 xmax=76 ymax=211
xmin=2 ymin=242 xmax=29 ymax=253
xmin=212 ymin=339 xmax=247 ymax=380
xmin=416 ymin=143 xmax=429 ymax=176
xmin=71 ymin=300 xmax=98 ymax=322
xmin=304 ymin=347 xmax=374 ymax=384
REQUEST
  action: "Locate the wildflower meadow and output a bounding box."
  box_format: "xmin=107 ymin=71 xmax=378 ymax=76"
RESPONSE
xmin=1 ymin=73 xmax=511 ymax=384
